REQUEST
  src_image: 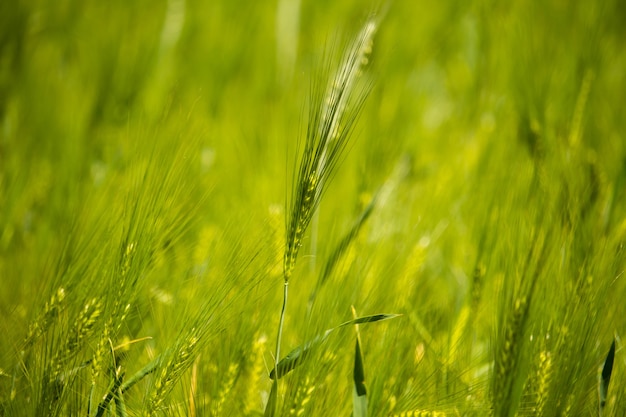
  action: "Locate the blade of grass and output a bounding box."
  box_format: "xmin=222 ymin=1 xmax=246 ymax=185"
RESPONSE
xmin=270 ymin=313 xmax=399 ymax=379
xmin=309 ymin=193 xmax=378 ymax=309
xmin=114 ymin=371 xmax=127 ymax=417
xmin=352 ymin=306 xmax=367 ymax=417
xmin=264 ymin=379 xmax=279 ymax=417
xmin=598 ymin=338 xmax=616 ymax=414
xmin=95 ymin=373 xmax=124 ymax=417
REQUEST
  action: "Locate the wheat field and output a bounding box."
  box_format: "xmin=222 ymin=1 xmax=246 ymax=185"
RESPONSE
xmin=1 ymin=1 xmax=625 ymax=416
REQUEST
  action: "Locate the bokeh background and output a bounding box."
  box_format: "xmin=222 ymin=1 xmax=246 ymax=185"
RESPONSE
xmin=1 ymin=0 xmax=625 ymax=415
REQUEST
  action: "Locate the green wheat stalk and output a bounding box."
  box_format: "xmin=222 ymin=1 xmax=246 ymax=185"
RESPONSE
xmin=282 ymin=16 xmax=378 ymax=281
xmin=271 ymin=15 xmax=379 ymax=414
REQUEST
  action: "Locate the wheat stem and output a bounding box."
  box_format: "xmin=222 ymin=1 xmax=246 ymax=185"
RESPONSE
xmin=272 ymin=280 xmax=289 ymax=414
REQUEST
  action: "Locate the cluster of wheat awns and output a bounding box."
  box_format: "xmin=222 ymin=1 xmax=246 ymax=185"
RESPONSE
xmin=272 ymin=15 xmax=379 ymax=408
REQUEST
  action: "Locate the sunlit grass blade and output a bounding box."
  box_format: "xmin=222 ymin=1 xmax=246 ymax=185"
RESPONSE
xmin=93 ymin=351 xmax=159 ymax=416
xmin=352 ymin=336 xmax=367 ymax=417
xmin=352 ymin=306 xmax=367 ymax=417
xmin=113 ymin=370 xmax=127 ymax=417
xmin=270 ymin=313 xmax=399 ymax=379
xmin=270 ymin=333 xmax=329 ymax=380
xmin=598 ymin=338 xmax=616 ymax=413
xmin=95 ymin=374 xmax=124 ymax=417
xmin=263 ymin=379 xmax=279 ymax=417
xmin=309 ymin=193 xmax=378 ymax=307
xmin=338 ymin=314 xmax=400 ymax=328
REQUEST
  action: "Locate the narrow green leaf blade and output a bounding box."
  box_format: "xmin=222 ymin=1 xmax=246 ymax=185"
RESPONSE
xmin=352 ymin=336 xmax=367 ymax=417
xmin=121 ymin=356 xmax=159 ymax=393
xmin=270 ymin=313 xmax=399 ymax=379
xmin=114 ymin=384 xmax=127 ymax=417
xmin=599 ymin=338 xmax=616 ymax=408
xmin=338 ymin=313 xmax=401 ymax=328
xmin=264 ymin=379 xmax=278 ymax=417
xmin=95 ymin=374 xmax=124 ymax=417
xmin=315 ymin=194 xmax=377 ymax=294
xmin=353 ymin=337 xmax=367 ymax=397
xmin=270 ymin=333 xmax=328 ymax=380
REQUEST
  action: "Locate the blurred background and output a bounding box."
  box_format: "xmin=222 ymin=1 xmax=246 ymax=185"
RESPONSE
xmin=1 ymin=0 xmax=625 ymax=415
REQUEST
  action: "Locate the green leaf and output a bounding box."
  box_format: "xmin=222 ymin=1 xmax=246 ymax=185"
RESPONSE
xmin=352 ymin=330 xmax=367 ymax=417
xmin=270 ymin=332 xmax=330 ymax=380
xmin=599 ymin=338 xmax=616 ymax=409
xmin=338 ymin=314 xmax=401 ymax=328
xmin=263 ymin=379 xmax=278 ymax=417
xmin=313 ymin=194 xmax=377 ymax=299
xmin=270 ymin=313 xmax=400 ymax=380
xmin=114 ymin=377 xmax=128 ymax=417
xmin=95 ymin=373 xmax=125 ymax=417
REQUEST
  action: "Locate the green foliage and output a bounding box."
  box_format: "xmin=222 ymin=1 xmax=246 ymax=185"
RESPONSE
xmin=599 ymin=338 xmax=616 ymax=415
xmin=1 ymin=0 xmax=625 ymax=416
xmin=270 ymin=314 xmax=399 ymax=380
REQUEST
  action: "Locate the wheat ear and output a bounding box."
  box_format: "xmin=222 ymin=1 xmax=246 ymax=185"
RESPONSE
xmin=272 ymin=16 xmax=379 ymax=414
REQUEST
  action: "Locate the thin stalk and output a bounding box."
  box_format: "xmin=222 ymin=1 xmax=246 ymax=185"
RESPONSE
xmin=273 ymin=280 xmax=289 ymax=412
xmin=88 ymin=383 xmax=95 ymax=416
